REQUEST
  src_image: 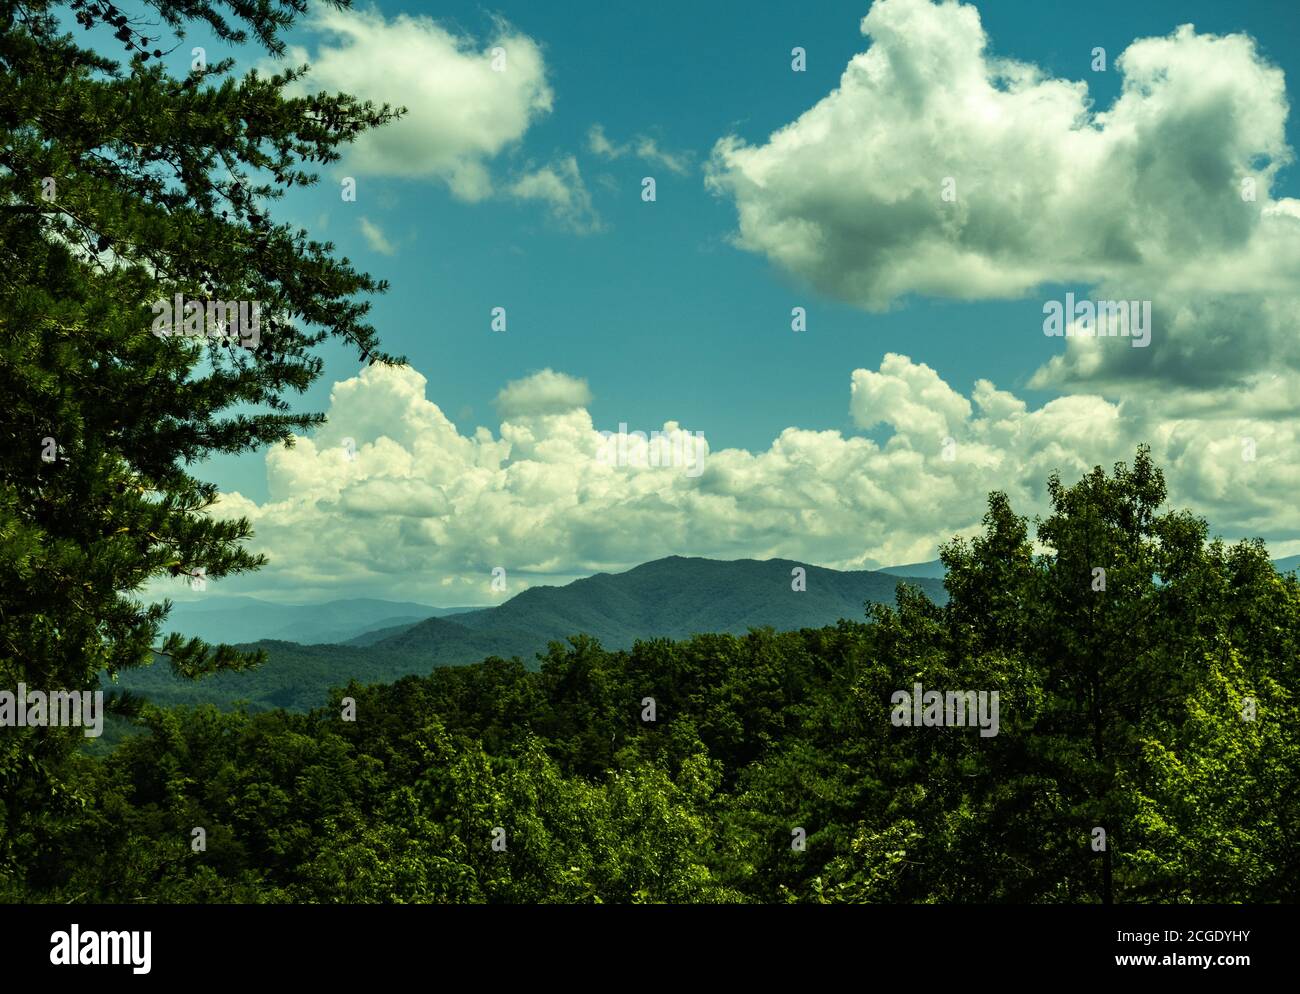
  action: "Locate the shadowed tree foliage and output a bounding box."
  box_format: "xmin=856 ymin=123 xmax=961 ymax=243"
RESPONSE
xmin=0 ymin=0 xmax=401 ymax=873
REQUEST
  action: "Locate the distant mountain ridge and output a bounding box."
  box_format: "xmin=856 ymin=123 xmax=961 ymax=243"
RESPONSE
xmin=879 ymin=559 xmax=947 ymax=579
xmin=375 ymin=556 xmax=945 ymax=652
xmin=161 ymin=596 xmax=485 ymax=646
xmin=117 ymin=553 xmax=1297 ymax=713
xmin=116 ymin=556 xmax=946 ymax=711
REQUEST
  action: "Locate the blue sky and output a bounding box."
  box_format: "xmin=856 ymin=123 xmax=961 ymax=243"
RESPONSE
xmin=153 ymin=0 xmax=1300 ymax=603
xmin=203 ymin=0 xmax=1300 ymax=496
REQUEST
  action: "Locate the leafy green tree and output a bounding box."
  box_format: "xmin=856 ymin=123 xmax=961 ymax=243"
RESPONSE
xmin=0 ymin=0 xmax=400 ymax=875
xmin=938 ymin=447 xmax=1299 ymax=902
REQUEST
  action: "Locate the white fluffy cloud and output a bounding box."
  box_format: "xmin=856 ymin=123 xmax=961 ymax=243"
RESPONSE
xmin=286 ymin=8 xmax=553 ymax=200
xmin=207 ymin=360 xmax=1300 ymax=603
xmin=495 ymin=369 xmax=593 ymax=418
xmin=706 ymin=0 xmax=1300 ymax=394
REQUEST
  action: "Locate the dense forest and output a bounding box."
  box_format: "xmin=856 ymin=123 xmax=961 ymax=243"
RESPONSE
xmin=4 ymin=450 xmax=1297 ymax=903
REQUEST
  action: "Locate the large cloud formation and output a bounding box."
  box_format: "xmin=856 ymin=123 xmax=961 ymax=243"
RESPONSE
xmin=706 ymin=0 xmax=1300 ymax=397
xmin=286 ymin=8 xmax=553 ymax=201
xmin=209 ymin=0 xmax=1300 ymax=604
xmin=209 ymin=362 xmax=1300 ymax=603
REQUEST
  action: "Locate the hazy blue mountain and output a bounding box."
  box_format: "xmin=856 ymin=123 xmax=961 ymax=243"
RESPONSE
xmin=160 ymin=596 xmax=483 ymax=646
xmin=120 ymin=554 xmax=1298 ymax=712
xmin=399 ymin=555 xmax=946 ymax=649
xmin=879 ymin=559 xmax=947 ymax=579
xmin=115 ymin=556 xmax=944 ymax=712
xmin=343 ymin=616 xmax=436 ymax=646
xmin=1273 ymin=555 xmax=1300 ymax=574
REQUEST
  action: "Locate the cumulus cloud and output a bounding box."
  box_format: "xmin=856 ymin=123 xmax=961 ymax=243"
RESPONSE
xmin=507 ymin=156 xmax=604 ymax=233
xmin=495 ymin=369 xmax=593 ymax=418
xmin=205 ymin=359 xmax=1300 ymax=603
xmin=286 ymin=8 xmax=553 ymax=200
xmin=706 ymin=0 xmax=1300 ymax=394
